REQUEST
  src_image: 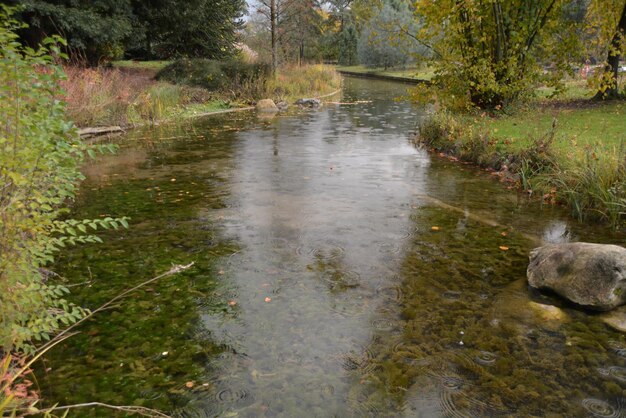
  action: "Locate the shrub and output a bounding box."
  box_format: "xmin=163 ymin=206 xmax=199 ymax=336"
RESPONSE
xmin=0 ymin=8 xmax=127 ymax=353
xmin=156 ymin=58 xmax=272 ymax=99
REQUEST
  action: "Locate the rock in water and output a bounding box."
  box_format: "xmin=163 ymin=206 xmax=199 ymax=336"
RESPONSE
xmin=527 ymin=243 xmax=626 ymax=311
xmin=295 ymin=98 xmax=321 ymax=107
xmin=256 ymin=99 xmax=278 ymax=112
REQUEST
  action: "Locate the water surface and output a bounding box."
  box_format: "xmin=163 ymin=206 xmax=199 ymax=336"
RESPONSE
xmin=41 ymin=77 xmax=626 ymax=417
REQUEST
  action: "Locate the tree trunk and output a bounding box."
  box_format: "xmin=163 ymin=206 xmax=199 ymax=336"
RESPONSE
xmin=594 ymin=2 xmax=626 ymax=100
xmin=271 ymin=0 xmax=278 ymax=72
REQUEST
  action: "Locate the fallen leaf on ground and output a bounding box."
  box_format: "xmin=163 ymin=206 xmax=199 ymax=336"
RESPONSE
xmin=499 ymin=246 xmax=509 ymax=251
xmin=228 ymin=300 xmax=237 ymax=306
xmin=185 ymin=381 xmax=194 ymax=388
xmin=431 ymin=226 xmax=440 ymax=231
xmin=264 ymin=297 xmax=272 ymax=303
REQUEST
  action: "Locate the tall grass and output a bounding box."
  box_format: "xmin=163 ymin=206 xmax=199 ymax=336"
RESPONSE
xmin=548 ymin=147 xmax=625 ymax=225
xmin=269 ymin=64 xmax=342 ymax=101
xmin=61 ymin=66 xmax=153 ymax=127
xmin=61 ymin=66 xmax=219 ymax=127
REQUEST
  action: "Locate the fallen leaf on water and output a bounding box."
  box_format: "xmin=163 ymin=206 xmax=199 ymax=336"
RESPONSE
xmin=264 ymin=297 xmax=272 ymax=303
xmin=431 ymin=226 xmax=440 ymax=231
xmin=499 ymin=246 xmax=509 ymax=251
xmin=185 ymin=381 xmax=194 ymax=388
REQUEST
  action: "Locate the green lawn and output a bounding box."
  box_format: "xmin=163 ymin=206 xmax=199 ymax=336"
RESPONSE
xmin=473 ymin=101 xmax=625 ymax=162
xmin=112 ymin=60 xmax=171 ymax=71
xmin=336 ymin=65 xmax=434 ymax=81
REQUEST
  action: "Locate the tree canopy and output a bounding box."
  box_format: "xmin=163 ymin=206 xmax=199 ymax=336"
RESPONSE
xmin=411 ymin=0 xmax=583 ymax=109
xmin=8 ymin=0 xmax=246 ymax=64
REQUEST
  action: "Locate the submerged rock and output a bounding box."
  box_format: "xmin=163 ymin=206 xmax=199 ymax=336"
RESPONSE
xmin=601 ymin=307 xmax=626 ymax=333
xmin=490 ymin=279 xmax=567 ymax=334
xmin=527 ymin=243 xmax=626 ymax=311
xmin=295 ymin=98 xmax=321 ymax=107
xmin=528 ymin=301 xmax=567 ymax=322
xmin=256 ymin=99 xmax=279 ymax=112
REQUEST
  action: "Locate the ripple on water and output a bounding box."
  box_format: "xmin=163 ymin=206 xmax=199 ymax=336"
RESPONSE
xmin=370 ymin=318 xmax=396 ymax=332
xmin=607 ymin=340 xmax=626 ymax=358
xmin=474 ymin=351 xmax=497 ymax=366
xmin=414 ymin=354 xmax=510 ymax=417
xmin=441 ymin=376 xmax=465 ymax=391
xmin=346 ymin=390 xmax=382 ymax=417
xmin=138 ymin=388 xmax=163 ymax=401
xmin=392 ymin=341 xmax=427 ymax=367
xmin=216 ymin=388 xmax=251 ymax=403
xmin=176 ymin=384 xmax=254 ymax=418
xmin=323 ymin=269 xmax=361 ymax=288
xmin=598 ymin=366 xmax=626 ymax=383
xmin=377 ymin=242 xmax=402 ymax=255
xmin=376 ymin=285 xmax=404 ymax=302
xmin=193 ymin=289 xmax=238 ymax=310
xmin=342 ymin=344 xmax=376 ymax=374
xmin=328 ymin=295 xmax=370 ymax=318
xmin=442 ymin=290 xmax=463 ymax=301
xmin=296 ymin=243 xmax=345 ymax=260
xmin=582 ymin=398 xmax=620 ymax=417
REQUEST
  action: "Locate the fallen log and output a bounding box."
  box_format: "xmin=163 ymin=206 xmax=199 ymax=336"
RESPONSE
xmin=78 ymin=126 xmax=123 ymax=138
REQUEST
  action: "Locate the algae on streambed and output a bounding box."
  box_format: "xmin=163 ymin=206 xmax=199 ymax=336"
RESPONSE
xmin=38 ymin=120 xmax=245 ymax=414
xmin=37 ymin=77 xmax=626 ymax=417
xmin=345 ymin=205 xmax=626 ymax=416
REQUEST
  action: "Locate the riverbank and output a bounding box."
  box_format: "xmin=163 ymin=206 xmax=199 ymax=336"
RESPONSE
xmin=336 ymin=65 xmax=433 ymax=83
xmin=64 ymin=62 xmax=341 ymax=130
xmin=417 ymin=99 xmax=626 ymax=229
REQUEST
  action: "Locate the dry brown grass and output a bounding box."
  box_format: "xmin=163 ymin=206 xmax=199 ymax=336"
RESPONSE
xmin=61 ymin=66 xmax=155 ymax=127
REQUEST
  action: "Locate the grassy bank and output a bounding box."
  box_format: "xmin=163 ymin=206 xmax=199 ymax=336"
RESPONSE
xmin=417 ymin=100 xmax=625 ymax=229
xmin=62 ymin=66 xmax=232 ymax=128
xmin=336 ymin=64 xmax=434 ymax=81
xmin=63 ymin=62 xmax=341 ymax=129
xmin=112 ymin=60 xmax=171 ymax=72
xmin=157 ymin=59 xmax=341 ymax=103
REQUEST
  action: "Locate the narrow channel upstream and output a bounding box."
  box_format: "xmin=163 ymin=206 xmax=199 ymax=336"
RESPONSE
xmin=41 ymin=77 xmax=625 ymax=417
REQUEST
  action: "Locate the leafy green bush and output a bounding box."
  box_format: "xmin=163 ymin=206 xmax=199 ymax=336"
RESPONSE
xmin=0 ymin=8 xmax=127 ymax=353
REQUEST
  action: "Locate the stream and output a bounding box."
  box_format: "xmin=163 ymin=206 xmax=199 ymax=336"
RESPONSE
xmin=40 ymin=77 xmax=626 ymax=417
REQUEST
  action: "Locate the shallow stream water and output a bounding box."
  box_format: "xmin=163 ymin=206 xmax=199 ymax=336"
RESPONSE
xmin=41 ymin=77 xmax=626 ymax=417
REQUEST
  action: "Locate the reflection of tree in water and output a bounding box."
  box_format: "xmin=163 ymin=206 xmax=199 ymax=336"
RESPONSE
xmin=345 ymin=206 xmax=626 ymax=417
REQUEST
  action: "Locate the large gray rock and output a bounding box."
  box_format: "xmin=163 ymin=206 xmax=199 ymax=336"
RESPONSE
xmin=527 ymin=243 xmax=626 ymax=311
xmin=256 ymin=99 xmax=278 ymax=112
